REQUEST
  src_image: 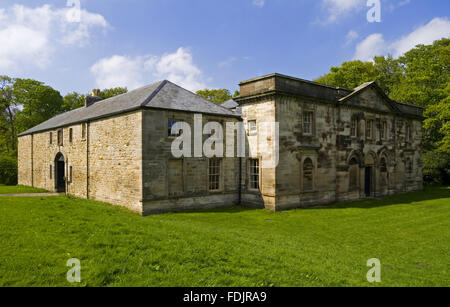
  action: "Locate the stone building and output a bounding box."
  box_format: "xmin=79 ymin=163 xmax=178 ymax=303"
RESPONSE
xmin=18 ymin=74 xmax=424 ymax=215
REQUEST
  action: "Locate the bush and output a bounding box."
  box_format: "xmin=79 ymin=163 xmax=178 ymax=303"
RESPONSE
xmin=0 ymin=155 xmax=18 ymax=185
xmin=423 ymin=150 xmax=450 ymax=185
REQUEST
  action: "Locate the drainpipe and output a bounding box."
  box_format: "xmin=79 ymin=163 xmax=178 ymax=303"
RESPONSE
xmin=86 ymin=122 xmax=90 ymax=199
xmin=31 ymin=134 xmax=34 ymax=187
xmin=238 ymin=157 xmax=242 ymax=205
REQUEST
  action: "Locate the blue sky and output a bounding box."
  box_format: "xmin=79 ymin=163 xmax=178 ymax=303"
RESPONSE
xmin=0 ymin=0 xmax=449 ymax=95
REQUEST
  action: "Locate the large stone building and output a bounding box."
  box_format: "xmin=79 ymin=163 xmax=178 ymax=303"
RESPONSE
xmin=18 ymin=74 xmax=424 ymax=215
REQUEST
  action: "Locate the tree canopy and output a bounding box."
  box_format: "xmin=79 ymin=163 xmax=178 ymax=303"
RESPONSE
xmin=196 ymin=88 xmax=238 ymax=104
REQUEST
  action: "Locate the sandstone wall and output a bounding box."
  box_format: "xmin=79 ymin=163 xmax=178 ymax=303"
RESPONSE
xmin=142 ymin=109 xmax=240 ymax=215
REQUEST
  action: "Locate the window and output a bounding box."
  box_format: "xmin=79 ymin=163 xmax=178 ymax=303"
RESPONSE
xmin=349 ymin=158 xmax=359 ymax=189
xmin=303 ymin=111 xmax=314 ymax=135
xmin=380 ymin=158 xmax=387 ymax=173
xmin=49 ymin=132 xmax=53 ymax=145
xmin=406 ymin=123 xmax=412 ymax=141
xmin=406 ymin=158 xmax=413 ymax=174
xmin=366 ymin=120 xmax=373 ymax=139
xmin=57 ymin=129 xmax=63 ymax=146
xmin=69 ymin=128 xmax=73 ymax=143
xmin=168 ymin=120 xmax=181 ymax=137
xmin=303 ymin=158 xmax=314 ymax=191
xmin=81 ymin=123 xmax=86 ymax=140
xmin=381 ymin=121 xmax=388 ymax=140
xmin=50 ymin=165 xmax=52 ymax=179
xmin=351 ymin=118 xmax=358 ymax=137
xmin=248 ymin=120 xmax=257 ymax=136
xmin=208 ymin=159 xmax=221 ymax=191
xmin=249 ymin=159 xmax=260 ymax=190
xmin=69 ymin=166 xmax=73 ymax=183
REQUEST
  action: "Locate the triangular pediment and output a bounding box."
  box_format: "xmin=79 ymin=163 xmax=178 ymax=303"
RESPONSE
xmin=339 ymin=82 xmax=398 ymax=113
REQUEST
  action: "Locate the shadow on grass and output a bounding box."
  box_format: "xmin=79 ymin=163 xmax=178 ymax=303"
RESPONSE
xmin=309 ymin=186 xmax=450 ymax=210
xmin=177 ymin=187 xmax=450 ymax=214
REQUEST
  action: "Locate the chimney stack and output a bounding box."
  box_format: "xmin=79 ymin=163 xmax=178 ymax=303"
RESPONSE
xmin=85 ymin=89 xmax=103 ymax=107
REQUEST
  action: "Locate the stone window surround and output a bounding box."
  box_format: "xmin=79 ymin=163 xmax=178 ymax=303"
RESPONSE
xmin=365 ymin=118 xmax=375 ymax=140
xmin=302 ymin=110 xmax=315 ymax=136
xmin=208 ymin=158 xmax=223 ymax=192
xmin=350 ymin=117 xmax=359 ymax=138
xmin=300 ymin=154 xmax=317 ymax=193
xmin=247 ymin=119 xmax=257 ymax=136
xmin=248 ymin=158 xmax=260 ymax=191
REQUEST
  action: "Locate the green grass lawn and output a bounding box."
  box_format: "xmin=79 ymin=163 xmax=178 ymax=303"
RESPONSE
xmin=0 ymin=186 xmax=449 ymax=287
xmin=0 ymin=184 xmax=48 ymax=194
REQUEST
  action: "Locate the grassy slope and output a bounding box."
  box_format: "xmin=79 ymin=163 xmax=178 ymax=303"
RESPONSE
xmin=0 ymin=185 xmax=48 ymax=194
xmin=0 ymin=187 xmax=448 ymax=287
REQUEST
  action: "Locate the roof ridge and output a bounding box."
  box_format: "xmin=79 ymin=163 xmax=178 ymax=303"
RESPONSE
xmin=140 ymin=80 xmax=167 ymax=107
xmin=160 ymin=80 xmax=236 ymax=115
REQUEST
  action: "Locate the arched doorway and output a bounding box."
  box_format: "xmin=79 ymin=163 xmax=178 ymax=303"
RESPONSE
xmin=55 ymin=153 xmax=66 ymax=193
xmin=364 ymin=153 xmax=376 ymax=197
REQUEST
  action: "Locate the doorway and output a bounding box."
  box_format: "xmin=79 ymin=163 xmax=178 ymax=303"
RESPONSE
xmin=55 ymin=153 xmax=66 ymax=193
xmin=365 ymin=167 xmax=372 ymax=197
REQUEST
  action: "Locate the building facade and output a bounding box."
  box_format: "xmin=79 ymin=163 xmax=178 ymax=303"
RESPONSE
xmin=18 ymin=74 xmax=424 ymax=215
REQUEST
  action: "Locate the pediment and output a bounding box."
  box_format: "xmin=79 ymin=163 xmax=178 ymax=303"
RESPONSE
xmin=340 ymin=83 xmax=397 ymax=113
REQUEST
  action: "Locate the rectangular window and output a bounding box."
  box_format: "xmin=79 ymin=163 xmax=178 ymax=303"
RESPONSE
xmin=49 ymin=132 xmax=53 ymax=145
xmin=69 ymin=128 xmax=73 ymax=143
xmin=69 ymin=166 xmax=73 ymax=183
xmin=406 ymin=123 xmax=412 ymax=141
xmin=249 ymin=159 xmax=260 ymax=190
xmin=366 ymin=120 xmax=373 ymax=139
xmin=81 ymin=123 xmax=86 ymax=140
xmin=208 ymin=159 xmax=221 ymax=191
xmin=50 ymin=165 xmax=52 ymax=179
xmin=168 ymin=120 xmax=181 ymax=137
xmin=351 ymin=118 xmax=358 ymax=137
xmin=57 ymin=129 xmax=63 ymax=146
xmin=303 ymin=111 xmax=314 ymax=135
xmin=248 ymin=120 xmax=257 ymax=136
xmin=381 ymin=121 xmax=388 ymax=139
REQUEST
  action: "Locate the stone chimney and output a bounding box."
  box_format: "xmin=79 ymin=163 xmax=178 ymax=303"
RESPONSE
xmin=85 ymin=89 xmax=103 ymax=107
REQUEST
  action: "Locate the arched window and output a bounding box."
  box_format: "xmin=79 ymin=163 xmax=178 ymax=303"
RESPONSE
xmin=406 ymin=158 xmax=413 ymax=174
xmin=349 ymin=158 xmax=359 ymax=189
xmin=303 ymin=158 xmax=314 ymax=191
xmin=380 ymin=158 xmax=387 ymax=173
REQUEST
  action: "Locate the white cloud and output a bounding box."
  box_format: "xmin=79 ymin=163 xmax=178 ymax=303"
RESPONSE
xmin=0 ymin=4 xmax=108 ymax=70
xmin=218 ymin=57 xmax=238 ymax=68
xmin=320 ymin=0 xmax=364 ymax=24
xmin=345 ymin=30 xmax=359 ymax=45
xmin=252 ymin=0 xmax=265 ymax=8
xmin=354 ymin=17 xmax=450 ymax=61
xmin=354 ymin=33 xmax=387 ymax=61
xmin=90 ymin=48 xmax=207 ymax=92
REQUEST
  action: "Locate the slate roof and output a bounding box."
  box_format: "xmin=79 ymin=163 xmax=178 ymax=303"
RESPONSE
xmin=221 ymin=99 xmax=239 ymax=109
xmin=19 ymin=80 xmax=239 ymax=136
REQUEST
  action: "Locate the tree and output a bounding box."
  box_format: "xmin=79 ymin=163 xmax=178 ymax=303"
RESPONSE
xmin=196 ymin=89 xmax=233 ymax=104
xmin=62 ymin=87 xmax=128 ymax=112
xmin=315 ymin=60 xmax=378 ymax=89
xmin=14 ymin=79 xmax=64 ymax=134
xmin=0 ymin=76 xmax=17 ymax=153
xmin=99 ymin=87 xmax=127 ymax=99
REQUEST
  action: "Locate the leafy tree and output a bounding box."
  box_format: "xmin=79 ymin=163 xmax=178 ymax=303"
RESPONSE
xmin=99 ymin=87 xmax=127 ymax=99
xmin=0 ymin=76 xmax=17 ymax=153
xmin=315 ymin=60 xmax=378 ymax=89
xmin=13 ymin=79 xmax=63 ymax=134
xmin=62 ymin=87 xmax=128 ymax=112
xmin=196 ymin=89 xmax=233 ymax=104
